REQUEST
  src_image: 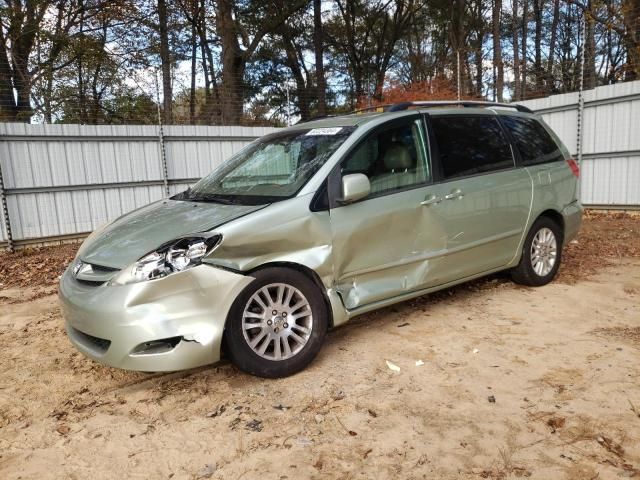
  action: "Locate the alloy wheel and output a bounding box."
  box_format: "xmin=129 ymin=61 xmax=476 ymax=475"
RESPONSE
xmin=241 ymin=283 xmax=313 ymax=361
xmin=530 ymin=227 xmax=558 ymax=277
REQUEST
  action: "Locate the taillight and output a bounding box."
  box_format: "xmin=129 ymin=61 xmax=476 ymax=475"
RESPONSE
xmin=567 ymin=158 xmax=580 ymax=178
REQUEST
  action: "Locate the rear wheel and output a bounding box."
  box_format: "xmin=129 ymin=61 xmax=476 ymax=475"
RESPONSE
xmin=511 ymin=216 xmax=563 ymax=286
xmin=225 ymin=267 xmax=328 ymax=378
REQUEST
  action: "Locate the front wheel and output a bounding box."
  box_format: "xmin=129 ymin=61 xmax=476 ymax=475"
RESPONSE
xmin=511 ymin=216 xmax=563 ymax=286
xmin=224 ymin=267 xmax=328 ymax=378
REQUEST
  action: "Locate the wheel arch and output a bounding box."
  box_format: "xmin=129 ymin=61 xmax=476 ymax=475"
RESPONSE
xmin=245 ymin=261 xmax=336 ymax=328
xmin=511 ymin=208 xmax=566 ymax=268
xmin=535 ymin=209 xmax=565 ymax=238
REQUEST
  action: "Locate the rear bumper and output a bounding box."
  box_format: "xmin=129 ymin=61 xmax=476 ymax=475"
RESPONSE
xmin=562 ymin=200 xmax=583 ymax=244
xmin=58 ymin=264 xmax=253 ymax=372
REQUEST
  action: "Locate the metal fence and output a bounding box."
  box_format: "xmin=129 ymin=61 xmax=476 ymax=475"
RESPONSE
xmin=519 ymin=80 xmax=640 ymax=209
xmin=0 ymin=124 xmax=278 ymax=247
xmin=1 ymin=80 xmax=639 ymax=248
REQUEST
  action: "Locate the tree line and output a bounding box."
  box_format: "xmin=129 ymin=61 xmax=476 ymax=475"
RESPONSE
xmin=0 ymin=0 xmax=638 ymax=125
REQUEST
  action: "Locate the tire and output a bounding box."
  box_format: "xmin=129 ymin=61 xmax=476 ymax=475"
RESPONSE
xmin=224 ymin=267 xmax=328 ymax=378
xmin=511 ymin=216 xmax=563 ymax=287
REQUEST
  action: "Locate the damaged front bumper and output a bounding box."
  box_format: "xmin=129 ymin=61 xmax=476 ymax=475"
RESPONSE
xmin=58 ymin=263 xmax=253 ymax=372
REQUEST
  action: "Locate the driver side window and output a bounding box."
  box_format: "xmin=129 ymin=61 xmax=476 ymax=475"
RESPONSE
xmin=342 ymin=118 xmax=431 ymax=195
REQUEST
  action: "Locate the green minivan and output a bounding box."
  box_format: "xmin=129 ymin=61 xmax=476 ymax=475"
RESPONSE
xmin=59 ymin=101 xmax=582 ymax=377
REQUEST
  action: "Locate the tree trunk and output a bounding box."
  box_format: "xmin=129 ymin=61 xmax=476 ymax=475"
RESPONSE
xmin=533 ymin=0 xmax=544 ymax=93
xmin=474 ymin=0 xmax=484 ymax=97
xmin=512 ymin=0 xmax=521 ymax=100
xmin=189 ymin=0 xmax=197 ymax=124
xmin=474 ymin=46 xmax=483 ymax=97
xmin=313 ymin=0 xmax=326 ymax=116
xmin=450 ymin=0 xmax=466 ymax=98
xmin=9 ymin=17 xmax=37 ymax=122
xmin=0 ymin=27 xmax=17 ymax=121
xmin=521 ymin=0 xmax=528 ymax=99
xmin=217 ymin=0 xmax=245 ymax=125
xmin=198 ymin=0 xmax=210 ymax=99
xmin=583 ymin=1 xmax=597 ymax=89
xmin=622 ymin=0 xmax=639 ymax=80
xmin=77 ymin=57 xmax=87 ymax=123
xmin=493 ymin=0 xmax=504 ymax=101
xmin=353 ymin=68 xmax=365 ymax=106
xmin=77 ymin=1 xmax=87 ymax=123
xmin=196 ymin=0 xmax=221 ymax=123
xmin=547 ymin=0 xmax=560 ymax=92
xmin=158 ymin=0 xmax=173 ymax=123
xmin=282 ymin=29 xmax=310 ymax=120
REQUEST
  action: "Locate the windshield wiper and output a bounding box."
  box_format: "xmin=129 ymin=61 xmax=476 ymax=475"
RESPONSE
xmin=189 ymin=193 xmax=238 ymax=205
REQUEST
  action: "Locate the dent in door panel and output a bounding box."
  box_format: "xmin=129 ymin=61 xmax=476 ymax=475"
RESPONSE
xmin=331 ymin=192 xmax=448 ymax=310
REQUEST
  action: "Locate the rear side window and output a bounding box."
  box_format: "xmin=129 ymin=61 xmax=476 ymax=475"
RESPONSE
xmin=431 ymin=116 xmax=514 ymax=180
xmin=500 ymin=116 xmax=564 ymax=165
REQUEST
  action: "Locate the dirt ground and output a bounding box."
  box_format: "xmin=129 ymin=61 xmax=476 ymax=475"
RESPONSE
xmin=1 ymin=214 xmax=639 ymax=479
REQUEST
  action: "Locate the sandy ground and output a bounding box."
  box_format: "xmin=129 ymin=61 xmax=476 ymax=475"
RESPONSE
xmin=0 ymin=253 xmax=639 ymax=479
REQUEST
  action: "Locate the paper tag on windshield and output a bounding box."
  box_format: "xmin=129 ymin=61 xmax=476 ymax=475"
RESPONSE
xmin=306 ymin=127 xmax=343 ymax=136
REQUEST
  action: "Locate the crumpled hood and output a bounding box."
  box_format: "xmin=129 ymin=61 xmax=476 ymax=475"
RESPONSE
xmin=79 ymin=199 xmax=265 ymax=269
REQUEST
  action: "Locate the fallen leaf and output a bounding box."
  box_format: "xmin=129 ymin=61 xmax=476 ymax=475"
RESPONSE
xmin=56 ymin=424 xmax=70 ymax=435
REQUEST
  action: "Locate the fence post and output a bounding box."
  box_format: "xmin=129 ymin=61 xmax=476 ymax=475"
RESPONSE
xmin=457 ymin=50 xmax=462 ymax=101
xmin=576 ymin=14 xmax=586 ymax=202
xmin=0 ymin=153 xmax=14 ymax=252
xmin=155 ymin=70 xmax=170 ymax=198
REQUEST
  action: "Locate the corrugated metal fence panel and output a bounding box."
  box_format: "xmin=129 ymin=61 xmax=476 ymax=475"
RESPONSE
xmin=518 ymin=80 xmax=640 ymax=207
xmin=0 ymin=203 xmax=6 ymax=241
xmin=0 ymin=124 xmax=279 ymax=242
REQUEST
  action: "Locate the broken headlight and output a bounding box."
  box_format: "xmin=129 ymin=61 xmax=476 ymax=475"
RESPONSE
xmin=109 ymin=236 xmax=221 ymax=286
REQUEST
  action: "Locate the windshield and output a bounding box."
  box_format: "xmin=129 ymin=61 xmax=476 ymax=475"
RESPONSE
xmin=174 ymin=126 xmax=355 ymax=205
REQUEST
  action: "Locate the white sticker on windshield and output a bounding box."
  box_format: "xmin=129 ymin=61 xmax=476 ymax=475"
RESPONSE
xmin=306 ymin=127 xmax=343 ymax=136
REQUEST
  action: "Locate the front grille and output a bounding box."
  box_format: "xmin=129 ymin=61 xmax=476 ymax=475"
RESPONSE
xmin=70 ymin=327 xmax=111 ymax=354
xmin=74 ymin=278 xmax=106 ymax=287
xmin=89 ymin=263 xmax=119 ymax=273
xmin=73 ymin=261 xmax=120 ymax=286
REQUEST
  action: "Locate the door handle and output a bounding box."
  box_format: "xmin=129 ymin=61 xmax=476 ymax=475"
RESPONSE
xmin=444 ymin=189 xmax=464 ymax=200
xmin=420 ymin=194 xmax=441 ymax=206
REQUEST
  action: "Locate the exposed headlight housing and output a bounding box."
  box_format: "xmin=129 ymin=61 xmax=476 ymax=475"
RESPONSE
xmin=109 ymin=235 xmax=221 ymax=286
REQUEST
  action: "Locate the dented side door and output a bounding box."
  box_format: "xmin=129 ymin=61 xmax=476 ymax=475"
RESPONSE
xmin=328 ymin=185 xmax=449 ymax=310
xmin=327 ymin=114 xmax=450 ymax=310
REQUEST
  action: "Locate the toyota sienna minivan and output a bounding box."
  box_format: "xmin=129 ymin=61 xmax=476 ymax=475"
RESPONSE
xmin=59 ymin=101 xmax=582 ymax=377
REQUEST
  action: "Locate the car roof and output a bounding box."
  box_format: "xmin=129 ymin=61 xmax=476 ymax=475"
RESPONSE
xmin=288 ymin=101 xmax=536 ymax=130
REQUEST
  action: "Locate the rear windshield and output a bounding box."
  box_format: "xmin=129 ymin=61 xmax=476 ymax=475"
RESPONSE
xmin=174 ymin=127 xmax=355 ymax=205
xmin=500 ymin=116 xmax=564 ymax=165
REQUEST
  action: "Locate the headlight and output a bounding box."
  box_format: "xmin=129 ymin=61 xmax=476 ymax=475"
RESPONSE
xmin=109 ymin=236 xmax=221 ymax=286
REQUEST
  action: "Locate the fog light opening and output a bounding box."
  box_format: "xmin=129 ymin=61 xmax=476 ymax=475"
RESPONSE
xmin=131 ymin=337 xmax=182 ymax=355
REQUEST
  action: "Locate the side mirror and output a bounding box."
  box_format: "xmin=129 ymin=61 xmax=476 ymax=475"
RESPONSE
xmin=340 ymin=173 xmax=371 ymax=204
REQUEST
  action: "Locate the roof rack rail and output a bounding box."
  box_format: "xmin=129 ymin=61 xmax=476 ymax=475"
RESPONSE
xmin=350 ymin=104 xmax=397 ymax=115
xmin=351 ymin=100 xmax=534 ymax=115
xmin=295 ymin=114 xmax=336 ymax=124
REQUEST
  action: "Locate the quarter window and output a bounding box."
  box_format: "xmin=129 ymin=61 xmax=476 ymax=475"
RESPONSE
xmin=500 ymin=116 xmax=564 ymax=165
xmin=342 ymin=119 xmax=430 ymax=195
xmin=431 ymin=116 xmax=514 ymax=180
